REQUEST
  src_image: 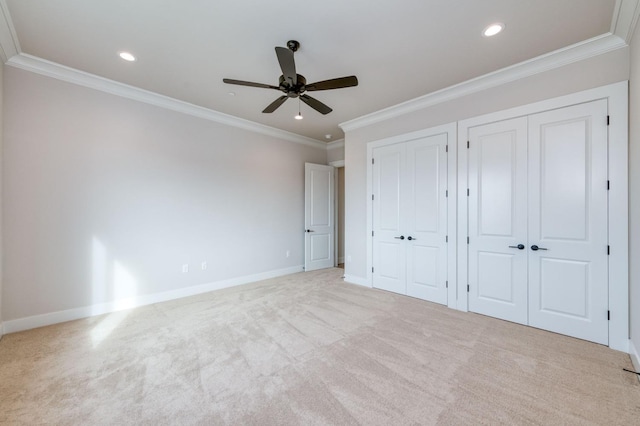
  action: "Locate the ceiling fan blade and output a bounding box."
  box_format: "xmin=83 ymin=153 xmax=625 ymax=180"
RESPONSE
xmin=300 ymin=94 xmax=332 ymax=115
xmin=275 ymin=47 xmax=297 ymax=86
xmin=223 ymin=78 xmax=279 ymax=90
xmin=262 ymin=95 xmax=288 ymax=113
xmin=305 ymin=76 xmax=358 ymax=91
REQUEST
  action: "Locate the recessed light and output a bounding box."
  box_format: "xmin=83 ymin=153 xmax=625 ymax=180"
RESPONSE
xmin=118 ymin=51 xmax=136 ymax=62
xmin=483 ymin=23 xmax=504 ymax=37
xmin=228 ymin=92 xmax=236 ymax=96
xmin=325 ymin=134 xmax=332 ymax=139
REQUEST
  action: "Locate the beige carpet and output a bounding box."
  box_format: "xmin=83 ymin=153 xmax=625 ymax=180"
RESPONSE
xmin=1 ymin=268 xmax=639 ymax=425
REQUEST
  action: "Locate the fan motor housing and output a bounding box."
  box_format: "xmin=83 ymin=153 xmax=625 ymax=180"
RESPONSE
xmin=279 ymin=74 xmax=306 ymax=97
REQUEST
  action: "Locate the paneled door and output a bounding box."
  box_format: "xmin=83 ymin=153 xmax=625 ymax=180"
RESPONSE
xmin=405 ymin=135 xmax=448 ymax=304
xmin=372 ymin=134 xmax=448 ymax=304
xmin=304 ymin=163 xmax=334 ymax=271
xmin=468 ymin=117 xmax=529 ymax=324
xmin=467 ymin=100 xmax=609 ymax=344
xmin=372 ymin=143 xmax=406 ymax=294
xmin=527 ymin=100 xmax=609 ymax=345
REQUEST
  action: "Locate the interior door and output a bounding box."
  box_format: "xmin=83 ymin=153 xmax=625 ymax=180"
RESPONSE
xmin=405 ymin=134 xmax=448 ymax=305
xmin=468 ymin=117 xmax=528 ymax=324
xmin=372 ymin=144 xmax=406 ymax=293
xmin=304 ymin=163 xmax=335 ymax=271
xmin=527 ymin=100 xmax=609 ymax=345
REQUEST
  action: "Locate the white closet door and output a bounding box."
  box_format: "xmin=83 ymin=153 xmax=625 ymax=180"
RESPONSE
xmin=304 ymin=163 xmax=335 ymax=271
xmin=372 ymin=144 xmax=406 ymax=294
xmin=468 ymin=117 xmax=528 ymax=324
xmin=527 ymin=100 xmax=609 ymax=345
xmin=405 ymin=134 xmax=448 ymax=305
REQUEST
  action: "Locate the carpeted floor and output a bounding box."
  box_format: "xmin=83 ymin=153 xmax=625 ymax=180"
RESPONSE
xmin=1 ymin=267 xmax=639 ymax=425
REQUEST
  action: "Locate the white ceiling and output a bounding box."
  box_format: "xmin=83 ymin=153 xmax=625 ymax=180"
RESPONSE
xmin=3 ymin=0 xmax=618 ymax=142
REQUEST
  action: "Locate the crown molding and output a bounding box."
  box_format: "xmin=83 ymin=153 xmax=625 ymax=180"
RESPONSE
xmin=326 ymin=139 xmax=345 ymax=149
xmin=612 ymin=0 xmax=640 ymax=43
xmin=0 ymin=0 xmax=19 ymax=62
xmin=340 ymin=33 xmax=627 ymax=133
xmin=6 ymin=53 xmax=327 ymax=149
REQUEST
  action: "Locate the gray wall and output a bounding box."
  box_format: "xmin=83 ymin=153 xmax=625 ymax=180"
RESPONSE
xmin=0 ymin=61 xmax=3 ymax=335
xmin=2 ymin=67 xmax=327 ymax=321
xmin=343 ymin=47 xmax=630 ymax=282
xmin=629 ymin=24 xmax=640 ymax=362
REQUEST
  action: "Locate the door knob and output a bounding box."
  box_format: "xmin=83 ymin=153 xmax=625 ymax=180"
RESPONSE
xmin=407 ymin=236 xmax=417 ymax=241
xmin=530 ymin=245 xmax=548 ymax=251
xmin=305 ymin=229 xmax=314 ymax=233
xmin=509 ymin=244 xmax=525 ymax=250
xmin=394 ymin=236 xmax=405 ymax=240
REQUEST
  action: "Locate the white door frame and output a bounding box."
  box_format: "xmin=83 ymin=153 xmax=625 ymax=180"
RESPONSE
xmin=366 ymin=122 xmax=458 ymax=309
xmin=330 ymin=159 xmax=345 ymax=267
xmin=457 ymin=81 xmax=628 ymax=352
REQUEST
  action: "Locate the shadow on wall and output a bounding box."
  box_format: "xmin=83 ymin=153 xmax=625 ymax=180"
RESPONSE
xmin=90 ymin=237 xmax=138 ymax=348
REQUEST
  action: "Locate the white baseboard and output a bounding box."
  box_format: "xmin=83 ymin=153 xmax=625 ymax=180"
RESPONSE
xmin=629 ymin=339 xmax=640 ymax=381
xmin=3 ymin=265 xmax=304 ymax=334
xmin=344 ymin=274 xmax=371 ymax=288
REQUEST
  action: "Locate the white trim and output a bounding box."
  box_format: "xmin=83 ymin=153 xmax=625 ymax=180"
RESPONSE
xmin=329 ymin=159 xmax=345 ymax=168
xmin=457 ymin=81 xmax=629 ymax=352
xmin=6 ymin=53 xmax=326 ymax=149
xmin=366 ymin=123 xmax=457 ymax=304
xmin=2 ymin=265 xmax=304 ymax=334
xmin=344 ymin=274 xmax=370 ymax=288
xmin=611 ymin=0 xmax=640 ymax=43
xmin=630 ymin=339 xmax=640 ymax=378
xmin=326 ymin=139 xmax=345 ymax=150
xmin=0 ymin=0 xmax=19 ymax=63
xmin=340 ymin=34 xmax=626 ymax=133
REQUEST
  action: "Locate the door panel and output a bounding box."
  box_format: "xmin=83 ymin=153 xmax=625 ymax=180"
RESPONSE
xmin=468 ymin=117 xmax=528 ymax=324
xmin=528 ymin=100 xmax=608 ymax=345
xmin=304 ymin=163 xmax=334 ymax=271
xmin=372 ymin=144 xmax=406 ymax=294
xmin=406 ymin=135 xmax=448 ymax=304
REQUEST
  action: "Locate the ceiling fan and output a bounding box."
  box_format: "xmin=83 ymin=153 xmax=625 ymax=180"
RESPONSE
xmin=223 ymin=40 xmax=358 ymax=115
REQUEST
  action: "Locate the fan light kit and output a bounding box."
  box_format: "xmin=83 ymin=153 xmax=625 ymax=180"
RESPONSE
xmin=118 ymin=51 xmax=136 ymax=62
xmin=223 ymin=40 xmax=358 ymax=116
xmin=483 ymin=23 xmax=504 ymax=37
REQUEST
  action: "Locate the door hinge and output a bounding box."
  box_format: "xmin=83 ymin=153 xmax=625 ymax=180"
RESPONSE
xmin=608 ymin=310 xmax=610 ymax=321
xmin=372 ymin=194 xmax=374 ymax=201
xmin=446 ymin=190 xmax=448 ymax=197
xmin=467 ymin=188 xmax=470 ymax=196
xmin=446 ymin=145 xmax=449 ymax=153
xmin=446 ymin=280 xmax=449 ymax=289
xmin=372 ymin=158 xmax=375 ymax=165
xmin=607 ymin=115 xmax=610 ymax=126
xmin=467 ymin=236 xmax=470 ymax=244
xmin=607 ymin=180 xmax=610 ymax=190
xmin=467 ymin=284 xmax=470 ymax=293
xmin=467 ymin=141 xmax=470 ymax=149
xmin=372 ymin=230 xmax=374 ymax=237
xmin=608 ymin=245 xmax=610 ymax=255
xmin=446 ymin=235 xmax=448 ymax=243
xmin=372 ymin=267 xmax=374 ymax=273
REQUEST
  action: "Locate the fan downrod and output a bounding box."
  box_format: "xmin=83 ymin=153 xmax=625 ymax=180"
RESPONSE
xmin=286 ymin=40 xmax=300 ymax=52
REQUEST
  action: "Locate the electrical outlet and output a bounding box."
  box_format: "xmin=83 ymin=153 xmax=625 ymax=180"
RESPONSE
xmin=182 ymin=264 xmax=189 ymax=273
xmin=201 ymin=261 xmax=207 ymax=270
xmin=286 ymin=250 xmax=290 ymax=258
